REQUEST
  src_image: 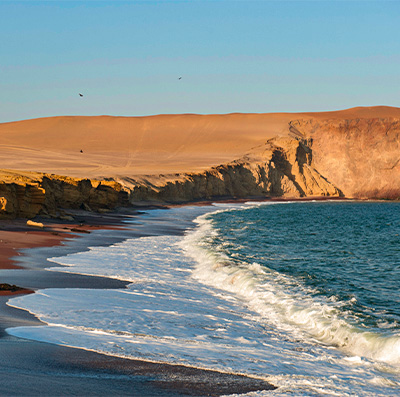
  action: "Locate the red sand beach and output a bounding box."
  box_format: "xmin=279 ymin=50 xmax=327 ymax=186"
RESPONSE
xmin=0 ymin=210 xmax=276 ymax=396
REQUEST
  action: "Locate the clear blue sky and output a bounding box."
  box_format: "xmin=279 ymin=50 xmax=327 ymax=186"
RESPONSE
xmin=0 ymin=0 xmax=399 ymax=122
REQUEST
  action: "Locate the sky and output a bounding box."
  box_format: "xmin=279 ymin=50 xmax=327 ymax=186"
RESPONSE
xmin=0 ymin=0 xmax=399 ymax=122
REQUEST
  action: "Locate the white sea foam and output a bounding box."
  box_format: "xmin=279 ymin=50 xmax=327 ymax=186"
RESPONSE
xmin=6 ymin=204 xmax=400 ymax=396
xmin=182 ymin=212 xmax=400 ymax=369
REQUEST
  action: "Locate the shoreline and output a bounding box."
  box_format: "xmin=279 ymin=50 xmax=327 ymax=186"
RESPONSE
xmin=0 ymin=205 xmax=277 ymax=396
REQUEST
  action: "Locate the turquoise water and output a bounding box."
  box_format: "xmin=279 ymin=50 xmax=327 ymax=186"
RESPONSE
xmin=207 ymin=202 xmax=400 ymax=334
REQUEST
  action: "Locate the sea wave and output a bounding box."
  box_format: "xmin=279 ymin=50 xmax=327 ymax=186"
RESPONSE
xmin=181 ymin=211 xmax=400 ymax=368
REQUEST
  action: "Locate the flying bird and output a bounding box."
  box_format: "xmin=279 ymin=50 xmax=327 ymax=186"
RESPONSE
xmin=79 ymin=93 xmax=83 ymax=97
xmin=178 ymin=77 xmax=182 ymax=80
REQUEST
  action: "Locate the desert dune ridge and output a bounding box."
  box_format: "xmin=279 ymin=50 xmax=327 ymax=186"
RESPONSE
xmin=0 ymin=106 xmax=399 ymax=179
xmin=0 ymin=106 xmax=400 ymax=219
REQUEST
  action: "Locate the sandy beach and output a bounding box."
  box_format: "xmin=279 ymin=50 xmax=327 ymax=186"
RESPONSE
xmin=0 ymin=209 xmax=276 ymax=396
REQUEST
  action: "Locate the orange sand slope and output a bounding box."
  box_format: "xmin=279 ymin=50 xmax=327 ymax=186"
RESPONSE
xmin=1 ymin=106 xmax=399 ymax=179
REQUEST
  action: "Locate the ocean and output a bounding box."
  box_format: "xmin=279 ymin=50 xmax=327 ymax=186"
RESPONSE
xmin=6 ymin=201 xmax=400 ymax=396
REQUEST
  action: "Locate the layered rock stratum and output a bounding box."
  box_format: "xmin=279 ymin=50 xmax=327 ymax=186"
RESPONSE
xmin=0 ymin=106 xmax=399 ymax=218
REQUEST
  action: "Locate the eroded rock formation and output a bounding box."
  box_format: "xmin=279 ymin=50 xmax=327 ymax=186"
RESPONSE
xmin=125 ymin=137 xmax=341 ymax=203
xmin=289 ymin=118 xmax=400 ymax=199
xmin=0 ymin=171 xmax=129 ymax=219
xmin=1 ymin=110 xmax=400 ymax=219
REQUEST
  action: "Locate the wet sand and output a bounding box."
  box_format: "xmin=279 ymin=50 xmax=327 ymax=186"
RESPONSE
xmin=0 ymin=209 xmax=276 ymax=396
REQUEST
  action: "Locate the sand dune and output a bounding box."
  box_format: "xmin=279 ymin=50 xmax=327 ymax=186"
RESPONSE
xmin=0 ymin=113 xmax=293 ymax=177
xmin=303 ymin=105 xmax=400 ymax=120
xmin=1 ymin=106 xmax=398 ymax=179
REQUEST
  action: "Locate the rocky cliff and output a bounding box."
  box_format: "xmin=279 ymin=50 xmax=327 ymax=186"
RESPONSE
xmin=122 ymin=136 xmax=341 ymax=204
xmin=0 ymin=135 xmax=342 ymax=219
xmin=0 ymin=170 xmax=129 ymax=219
xmin=289 ymin=117 xmax=400 ymax=199
xmin=1 ymin=109 xmax=399 ymax=219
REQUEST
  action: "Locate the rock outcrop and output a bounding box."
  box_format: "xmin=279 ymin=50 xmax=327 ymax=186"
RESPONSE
xmin=124 ymin=137 xmax=341 ymax=204
xmin=1 ymin=109 xmax=400 ymax=219
xmin=288 ymin=118 xmax=400 ymax=199
xmin=0 ymin=135 xmax=342 ymax=219
xmin=0 ymin=170 xmax=129 ymax=219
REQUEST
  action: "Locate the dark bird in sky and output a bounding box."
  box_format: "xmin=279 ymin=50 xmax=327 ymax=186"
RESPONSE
xmin=178 ymin=77 xmax=182 ymax=80
xmin=79 ymin=93 xmax=83 ymax=97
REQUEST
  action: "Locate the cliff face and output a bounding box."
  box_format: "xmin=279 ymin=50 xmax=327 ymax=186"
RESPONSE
xmin=123 ymin=137 xmax=341 ymax=203
xmin=0 ymin=171 xmax=129 ymax=219
xmin=1 ymin=109 xmax=400 ymax=219
xmin=0 ymin=136 xmax=342 ymax=219
xmin=0 ymin=181 xmax=45 ymax=219
xmin=290 ymin=118 xmax=400 ymax=199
